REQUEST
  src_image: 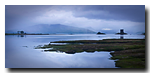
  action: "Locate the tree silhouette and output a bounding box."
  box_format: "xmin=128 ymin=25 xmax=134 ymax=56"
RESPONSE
xmin=20 ymin=31 xmax=24 ymax=34
xmin=17 ymin=31 xmax=24 ymax=34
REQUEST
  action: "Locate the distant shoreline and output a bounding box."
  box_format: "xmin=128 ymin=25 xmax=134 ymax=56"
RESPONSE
xmin=5 ymin=33 xmax=76 ymax=35
xmin=5 ymin=33 xmax=145 ymax=35
xmin=5 ymin=33 xmax=49 ymax=35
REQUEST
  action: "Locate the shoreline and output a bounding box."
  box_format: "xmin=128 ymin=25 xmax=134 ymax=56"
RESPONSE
xmin=5 ymin=33 xmax=70 ymax=35
xmin=5 ymin=33 xmax=145 ymax=35
xmin=5 ymin=33 xmax=49 ymax=35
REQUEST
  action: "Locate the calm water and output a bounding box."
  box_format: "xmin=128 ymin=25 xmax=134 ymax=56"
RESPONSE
xmin=5 ymin=34 xmax=145 ymax=68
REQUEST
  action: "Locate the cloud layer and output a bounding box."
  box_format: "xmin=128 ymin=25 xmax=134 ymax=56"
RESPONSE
xmin=5 ymin=5 xmax=145 ymax=34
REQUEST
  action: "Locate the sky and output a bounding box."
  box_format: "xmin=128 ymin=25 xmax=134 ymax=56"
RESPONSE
xmin=5 ymin=5 xmax=145 ymax=34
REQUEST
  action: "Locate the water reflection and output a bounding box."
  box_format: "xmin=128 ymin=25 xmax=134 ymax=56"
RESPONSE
xmin=43 ymin=51 xmax=117 ymax=68
xmin=120 ymin=35 xmax=124 ymax=39
xmin=5 ymin=35 xmax=117 ymax=68
xmin=18 ymin=35 xmax=26 ymax=37
xmin=43 ymin=50 xmax=96 ymax=54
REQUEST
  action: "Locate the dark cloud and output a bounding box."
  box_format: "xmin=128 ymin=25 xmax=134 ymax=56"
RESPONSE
xmin=5 ymin=5 xmax=145 ymax=33
xmin=5 ymin=5 xmax=145 ymax=23
xmin=5 ymin=5 xmax=51 ymax=29
xmin=72 ymin=5 xmax=145 ymax=22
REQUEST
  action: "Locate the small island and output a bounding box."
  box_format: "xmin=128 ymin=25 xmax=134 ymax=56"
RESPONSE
xmin=97 ymin=32 xmax=105 ymax=34
xmin=141 ymin=33 xmax=145 ymax=35
xmin=116 ymin=29 xmax=127 ymax=35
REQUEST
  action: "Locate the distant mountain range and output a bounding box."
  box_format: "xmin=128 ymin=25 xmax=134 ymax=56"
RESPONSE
xmin=6 ymin=24 xmax=96 ymax=34
xmin=5 ymin=24 xmax=145 ymax=34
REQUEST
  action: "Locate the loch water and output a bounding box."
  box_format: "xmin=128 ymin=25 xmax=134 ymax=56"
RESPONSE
xmin=5 ymin=34 xmax=145 ymax=68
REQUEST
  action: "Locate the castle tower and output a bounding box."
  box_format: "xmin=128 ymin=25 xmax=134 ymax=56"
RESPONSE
xmin=120 ymin=29 xmax=124 ymax=34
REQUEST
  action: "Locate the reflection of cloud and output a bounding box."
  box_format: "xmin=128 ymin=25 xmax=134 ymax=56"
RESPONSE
xmin=43 ymin=51 xmax=116 ymax=68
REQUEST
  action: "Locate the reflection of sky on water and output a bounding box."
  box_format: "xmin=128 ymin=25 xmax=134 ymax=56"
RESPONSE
xmin=5 ymin=34 xmax=144 ymax=68
xmin=42 ymin=51 xmax=115 ymax=68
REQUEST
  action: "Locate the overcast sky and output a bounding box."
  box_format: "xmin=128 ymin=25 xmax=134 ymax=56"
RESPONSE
xmin=5 ymin=5 xmax=145 ymax=33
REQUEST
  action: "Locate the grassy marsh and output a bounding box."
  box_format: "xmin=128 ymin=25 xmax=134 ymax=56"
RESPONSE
xmin=34 ymin=39 xmax=145 ymax=68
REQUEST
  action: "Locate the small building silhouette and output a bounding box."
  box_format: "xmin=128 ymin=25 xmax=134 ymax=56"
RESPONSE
xmin=116 ymin=29 xmax=127 ymax=35
xmin=120 ymin=29 xmax=124 ymax=34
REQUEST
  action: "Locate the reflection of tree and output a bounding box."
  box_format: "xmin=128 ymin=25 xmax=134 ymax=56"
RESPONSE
xmin=18 ymin=35 xmax=25 ymax=37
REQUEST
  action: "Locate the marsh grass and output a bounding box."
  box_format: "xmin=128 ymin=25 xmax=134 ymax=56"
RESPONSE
xmin=110 ymin=47 xmax=145 ymax=68
xmin=34 ymin=39 xmax=145 ymax=68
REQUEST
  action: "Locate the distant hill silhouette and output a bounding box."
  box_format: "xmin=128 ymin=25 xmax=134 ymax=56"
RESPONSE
xmin=6 ymin=24 xmax=96 ymax=34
